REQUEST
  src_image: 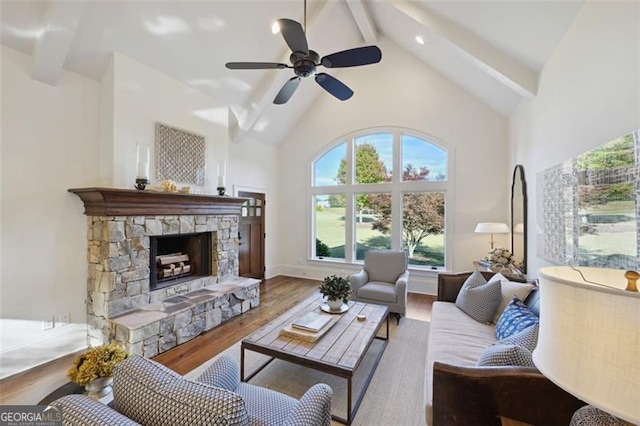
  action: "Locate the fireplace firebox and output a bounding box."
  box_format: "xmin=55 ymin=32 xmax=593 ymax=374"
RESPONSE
xmin=150 ymin=232 xmax=212 ymax=291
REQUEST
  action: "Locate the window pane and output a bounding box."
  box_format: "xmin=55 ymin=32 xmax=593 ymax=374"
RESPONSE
xmin=354 ymin=133 xmax=392 ymax=184
xmin=314 ymin=143 xmax=347 ymax=186
xmin=403 ymin=192 xmax=445 ymax=267
xmin=577 ymin=134 xmax=637 ymax=268
xmin=355 ymin=192 xmax=391 ymax=261
xmin=315 ymin=195 xmax=345 ymax=260
xmin=402 ymin=135 xmax=447 ymax=181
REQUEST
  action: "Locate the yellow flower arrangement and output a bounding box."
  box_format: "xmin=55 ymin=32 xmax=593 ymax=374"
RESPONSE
xmin=67 ymin=343 xmax=129 ymax=386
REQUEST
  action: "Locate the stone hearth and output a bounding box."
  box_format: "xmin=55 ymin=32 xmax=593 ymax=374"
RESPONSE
xmin=69 ymin=188 xmax=259 ymax=356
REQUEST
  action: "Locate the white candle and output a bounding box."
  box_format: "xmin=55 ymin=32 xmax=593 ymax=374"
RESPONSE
xmin=217 ymin=161 xmax=226 ymax=187
xmin=136 ymin=143 xmax=150 ymax=179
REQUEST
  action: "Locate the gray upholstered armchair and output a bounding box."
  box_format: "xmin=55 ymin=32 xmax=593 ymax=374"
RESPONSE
xmin=349 ymin=249 xmax=409 ymax=323
xmin=51 ymin=354 xmax=333 ymax=426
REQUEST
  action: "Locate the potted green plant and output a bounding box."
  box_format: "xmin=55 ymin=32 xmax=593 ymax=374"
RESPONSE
xmin=68 ymin=343 xmax=129 ymax=399
xmin=319 ymin=275 xmax=352 ymax=310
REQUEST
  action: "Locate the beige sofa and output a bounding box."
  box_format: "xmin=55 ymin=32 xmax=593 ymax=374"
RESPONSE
xmin=424 ymin=271 xmax=584 ymax=426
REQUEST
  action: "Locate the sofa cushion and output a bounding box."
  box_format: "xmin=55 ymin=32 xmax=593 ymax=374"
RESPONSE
xmin=488 ymin=275 xmax=536 ymax=324
xmin=495 ymin=296 xmax=539 ymax=340
xmin=455 ymin=270 xmax=501 ymax=324
xmin=477 ymin=344 xmax=535 ymax=367
xmin=357 ymin=281 xmax=397 ymax=303
xmin=425 ymin=301 xmax=497 ymax=425
xmin=113 ymin=355 xmax=248 ymax=426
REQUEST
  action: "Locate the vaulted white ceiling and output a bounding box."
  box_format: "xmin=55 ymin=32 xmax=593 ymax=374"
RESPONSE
xmin=0 ymin=0 xmax=583 ymax=146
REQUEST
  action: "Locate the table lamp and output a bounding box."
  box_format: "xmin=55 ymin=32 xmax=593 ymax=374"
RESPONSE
xmin=534 ymin=266 xmax=640 ymax=424
xmin=474 ymin=222 xmax=510 ymax=249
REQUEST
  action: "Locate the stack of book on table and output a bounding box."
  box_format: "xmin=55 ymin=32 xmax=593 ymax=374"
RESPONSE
xmin=279 ymin=311 xmax=338 ymax=342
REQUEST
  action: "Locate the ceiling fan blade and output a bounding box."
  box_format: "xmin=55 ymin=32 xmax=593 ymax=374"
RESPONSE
xmin=320 ymin=46 xmax=382 ymax=68
xmin=277 ymin=18 xmax=308 ymax=55
xmin=274 ymin=77 xmax=301 ymax=104
xmin=314 ymin=73 xmax=353 ymax=101
xmin=226 ymin=62 xmax=289 ymax=70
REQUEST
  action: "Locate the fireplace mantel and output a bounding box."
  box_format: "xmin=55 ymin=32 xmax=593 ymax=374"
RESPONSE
xmin=69 ymin=187 xmax=246 ymax=216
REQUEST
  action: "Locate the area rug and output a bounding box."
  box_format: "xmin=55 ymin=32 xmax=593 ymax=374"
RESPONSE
xmin=186 ymin=318 xmax=430 ymax=426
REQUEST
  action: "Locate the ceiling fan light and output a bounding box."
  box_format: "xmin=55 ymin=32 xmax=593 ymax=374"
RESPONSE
xmin=271 ymin=22 xmax=280 ymax=34
xmin=415 ymin=35 xmax=425 ymax=45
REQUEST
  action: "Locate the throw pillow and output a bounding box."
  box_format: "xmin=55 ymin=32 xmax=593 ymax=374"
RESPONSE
xmin=499 ymin=323 xmax=539 ymax=352
xmin=477 ymin=344 xmax=535 ymax=367
xmin=492 ymin=280 xmax=536 ymax=324
xmin=495 ymin=296 xmax=539 ymax=340
xmin=455 ymin=270 xmax=501 ymax=324
xmin=488 ymin=273 xmax=509 ymax=283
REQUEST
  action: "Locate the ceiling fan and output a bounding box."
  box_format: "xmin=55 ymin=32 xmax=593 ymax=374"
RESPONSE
xmin=225 ymin=1 xmax=382 ymax=105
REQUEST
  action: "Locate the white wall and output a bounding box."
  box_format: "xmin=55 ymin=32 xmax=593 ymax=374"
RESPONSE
xmin=1 ymin=46 xmax=99 ymax=322
xmin=109 ymin=53 xmax=228 ymax=192
xmin=509 ymin=2 xmax=640 ymax=277
xmin=229 ymin=137 xmax=280 ymax=277
xmin=277 ymin=36 xmax=510 ymax=294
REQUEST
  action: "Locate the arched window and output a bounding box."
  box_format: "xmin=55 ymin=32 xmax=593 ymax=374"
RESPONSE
xmin=311 ymin=128 xmax=451 ymax=269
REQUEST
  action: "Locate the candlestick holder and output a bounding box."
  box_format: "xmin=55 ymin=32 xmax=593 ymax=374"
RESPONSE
xmin=135 ymin=178 xmax=150 ymax=190
xmin=217 ymin=186 xmax=226 ymax=196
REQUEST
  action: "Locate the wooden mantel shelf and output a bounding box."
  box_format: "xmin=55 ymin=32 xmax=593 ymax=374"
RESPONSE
xmin=68 ymin=187 xmax=246 ymax=216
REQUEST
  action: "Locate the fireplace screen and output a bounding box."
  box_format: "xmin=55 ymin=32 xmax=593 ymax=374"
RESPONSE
xmin=150 ymin=232 xmax=212 ymax=291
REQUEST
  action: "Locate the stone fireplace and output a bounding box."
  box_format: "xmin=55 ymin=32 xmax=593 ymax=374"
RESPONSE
xmin=70 ymin=188 xmax=260 ymax=357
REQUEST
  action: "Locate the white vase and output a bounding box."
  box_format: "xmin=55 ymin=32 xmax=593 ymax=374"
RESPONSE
xmin=85 ymin=377 xmax=113 ymax=399
xmin=327 ymin=299 xmax=343 ymax=310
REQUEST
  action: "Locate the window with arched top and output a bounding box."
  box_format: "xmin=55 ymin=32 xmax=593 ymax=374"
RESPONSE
xmin=311 ymin=128 xmax=451 ymax=269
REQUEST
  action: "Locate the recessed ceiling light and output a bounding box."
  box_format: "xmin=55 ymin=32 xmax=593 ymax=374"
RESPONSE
xmin=272 ymin=22 xmax=280 ymax=34
xmin=415 ymin=35 xmax=424 ymax=45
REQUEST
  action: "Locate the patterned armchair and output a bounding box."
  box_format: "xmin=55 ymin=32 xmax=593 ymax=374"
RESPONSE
xmin=51 ymin=354 xmax=332 ymax=426
xmin=350 ymin=249 xmax=409 ymax=323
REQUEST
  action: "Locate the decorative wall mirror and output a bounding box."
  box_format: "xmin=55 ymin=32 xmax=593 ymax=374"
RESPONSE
xmin=511 ymin=165 xmax=527 ymax=274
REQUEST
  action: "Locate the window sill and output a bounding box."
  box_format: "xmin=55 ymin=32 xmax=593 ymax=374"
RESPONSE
xmin=307 ymin=258 xmax=448 ymax=275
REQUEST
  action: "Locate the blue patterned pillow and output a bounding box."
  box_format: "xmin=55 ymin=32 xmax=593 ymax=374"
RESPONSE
xmin=495 ymin=296 xmax=539 ymax=340
xmin=477 ymin=344 xmax=535 ymax=367
xmin=455 ymin=270 xmax=501 ymax=324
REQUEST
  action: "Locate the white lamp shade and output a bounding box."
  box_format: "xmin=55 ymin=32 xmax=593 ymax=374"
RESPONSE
xmin=474 ymin=222 xmax=510 ymax=234
xmin=533 ymin=266 xmax=640 ymax=424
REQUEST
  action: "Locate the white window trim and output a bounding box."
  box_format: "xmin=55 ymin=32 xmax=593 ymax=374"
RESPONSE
xmin=309 ymin=127 xmax=455 ymax=271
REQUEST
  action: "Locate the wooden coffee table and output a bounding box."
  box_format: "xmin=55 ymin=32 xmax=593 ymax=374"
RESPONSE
xmin=241 ymin=294 xmax=389 ymax=425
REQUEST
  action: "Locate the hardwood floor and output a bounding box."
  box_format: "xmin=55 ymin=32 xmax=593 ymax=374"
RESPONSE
xmin=0 ymin=276 xmax=435 ymax=405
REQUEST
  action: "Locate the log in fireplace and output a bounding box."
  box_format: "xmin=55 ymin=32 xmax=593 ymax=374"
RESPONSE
xmin=150 ymin=232 xmax=212 ymax=291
